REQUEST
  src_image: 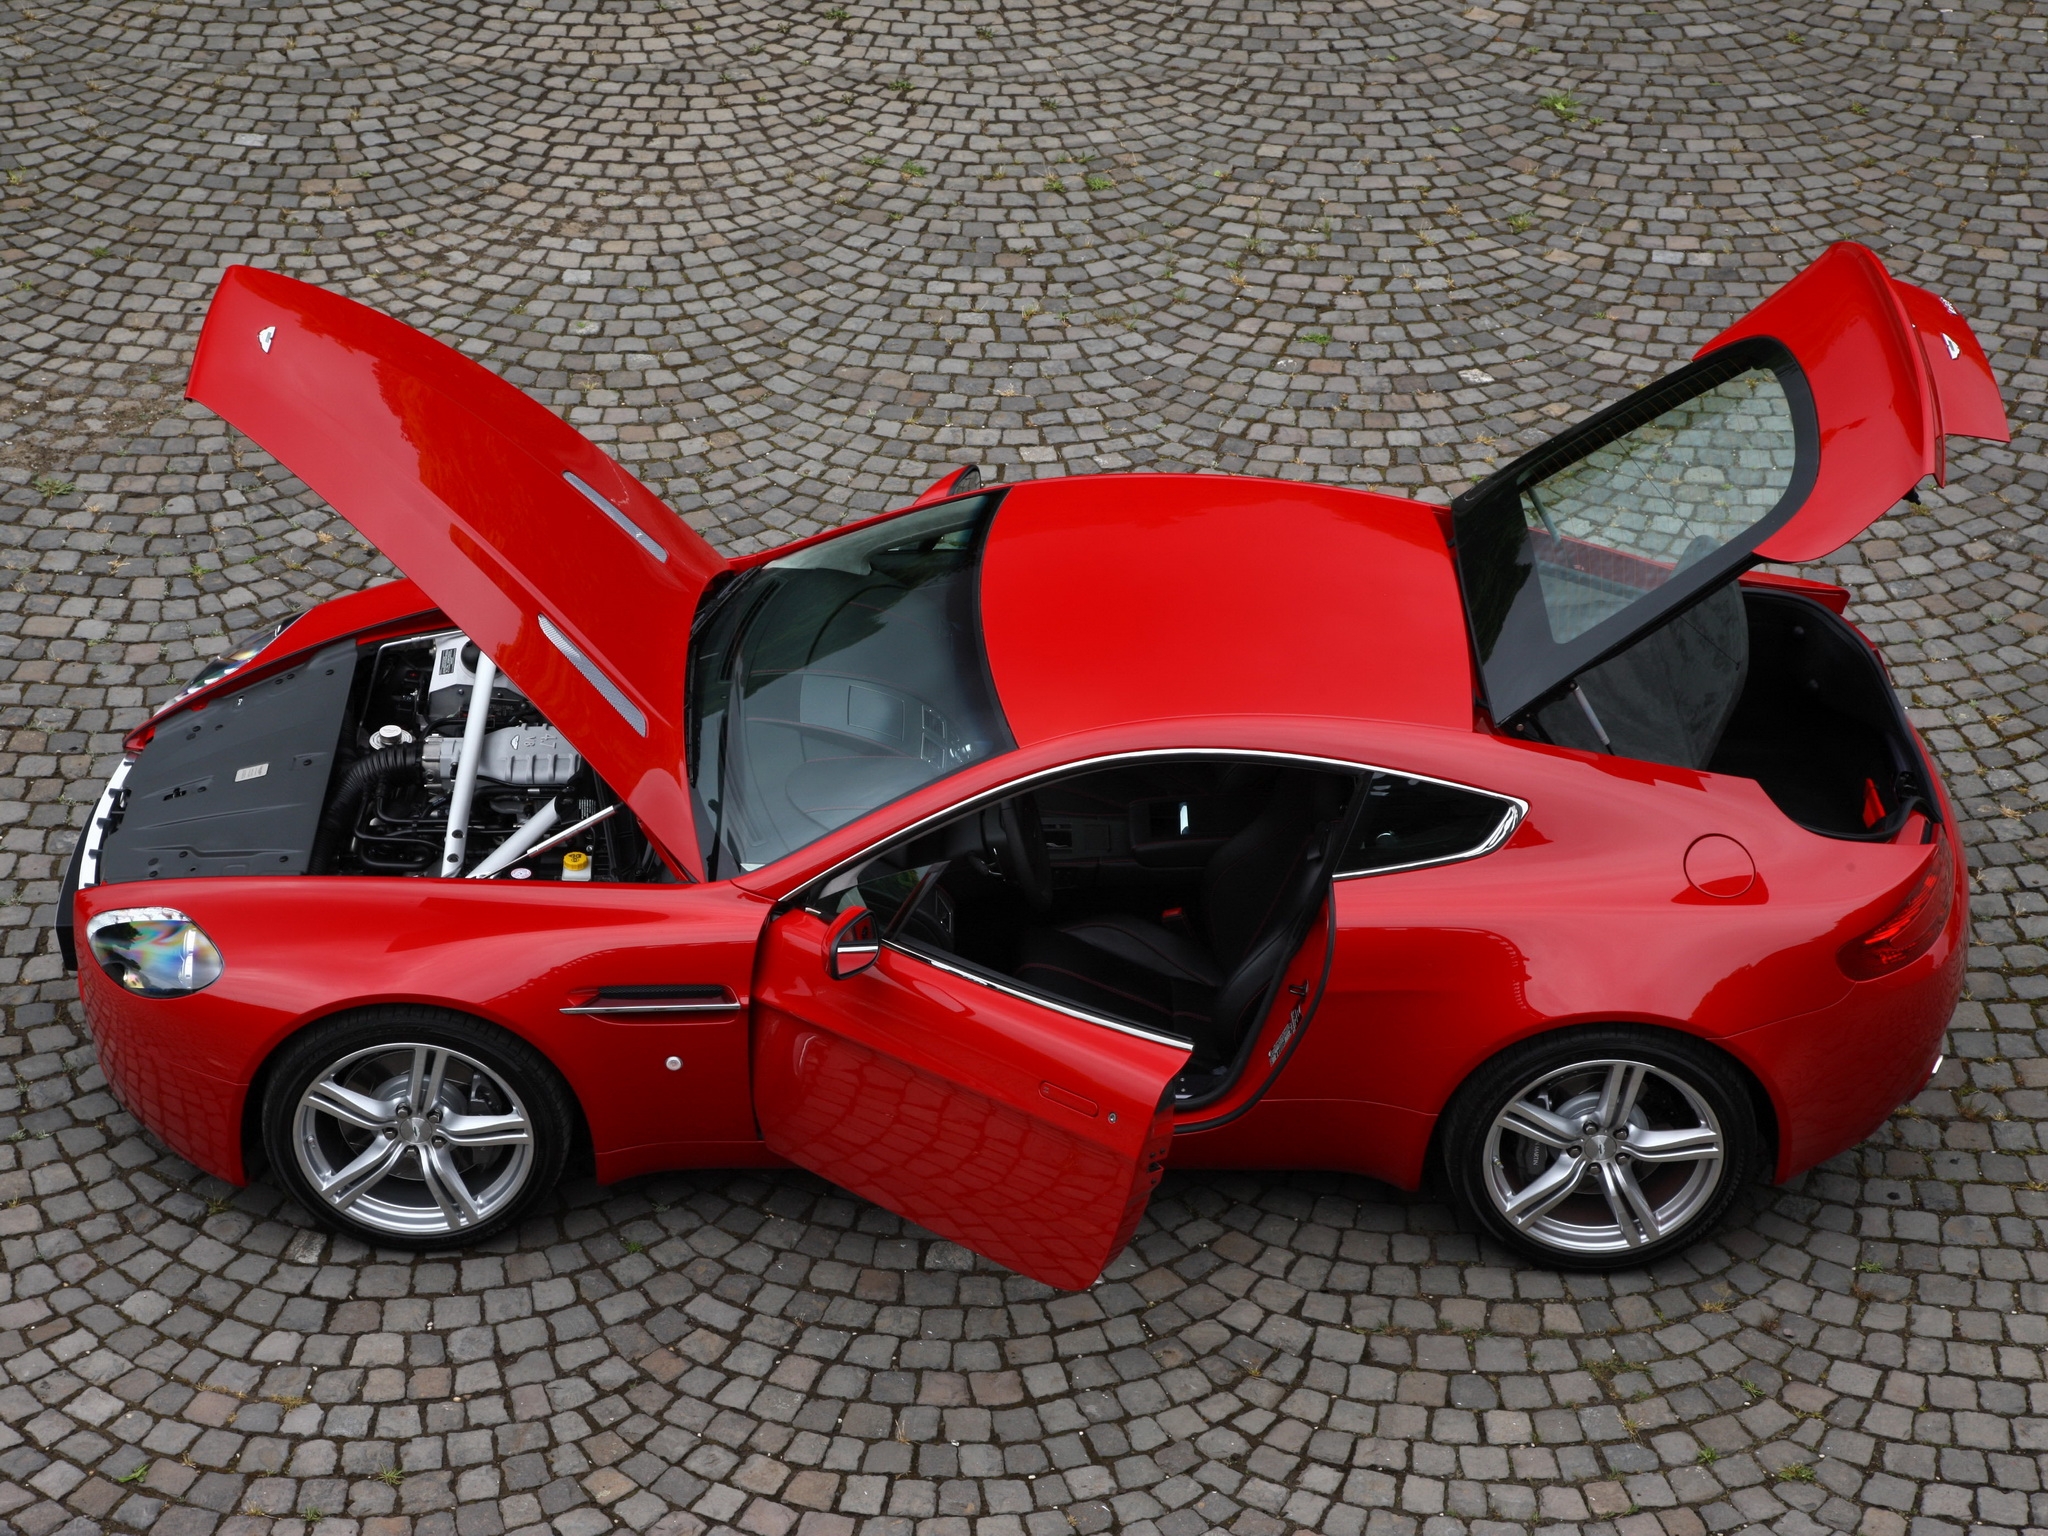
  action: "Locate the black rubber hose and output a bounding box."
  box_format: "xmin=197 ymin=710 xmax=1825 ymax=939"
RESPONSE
xmin=311 ymin=744 xmax=423 ymax=872
xmin=321 ymin=744 xmax=423 ymax=831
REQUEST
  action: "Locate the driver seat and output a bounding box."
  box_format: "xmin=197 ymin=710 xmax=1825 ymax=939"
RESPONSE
xmin=1014 ymin=773 xmax=1347 ymax=1066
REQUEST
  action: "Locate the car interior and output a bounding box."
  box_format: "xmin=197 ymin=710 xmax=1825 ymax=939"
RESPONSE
xmin=813 ymin=758 xmax=1359 ymax=1099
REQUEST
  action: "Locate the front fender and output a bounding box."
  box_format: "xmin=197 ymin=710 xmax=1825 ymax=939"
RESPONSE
xmin=75 ymin=875 xmax=770 ymax=1183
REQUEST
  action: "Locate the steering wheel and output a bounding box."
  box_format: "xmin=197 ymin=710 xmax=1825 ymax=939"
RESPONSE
xmin=998 ymin=793 xmax=1054 ymax=914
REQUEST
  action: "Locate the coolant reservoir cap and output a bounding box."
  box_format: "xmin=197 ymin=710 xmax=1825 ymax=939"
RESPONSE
xmin=1684 ymin=834 xmax=1755 ymax=898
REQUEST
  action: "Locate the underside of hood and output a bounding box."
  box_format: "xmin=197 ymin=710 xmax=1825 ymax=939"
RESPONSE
xmin=187 ymin=266 xmax=724 ymax=875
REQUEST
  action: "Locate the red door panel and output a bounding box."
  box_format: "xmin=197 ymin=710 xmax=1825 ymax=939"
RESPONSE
xmin=753 ymin=908 xmax=1188 ymax=1290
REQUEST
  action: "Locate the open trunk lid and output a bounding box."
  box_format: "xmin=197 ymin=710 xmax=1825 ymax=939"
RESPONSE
xmin=1453 ymin=241 xmax=2010 ymax=726
xmin=187 ymin=266 xmax=722 ymax=876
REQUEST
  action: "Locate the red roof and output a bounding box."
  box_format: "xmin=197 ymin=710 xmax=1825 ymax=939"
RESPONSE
xmin=978 ymin=475 xmax=1476 ymax=744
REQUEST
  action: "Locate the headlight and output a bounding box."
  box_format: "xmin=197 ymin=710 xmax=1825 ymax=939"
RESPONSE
xmin=85 ymin=909 xmax=224 ymax=998
xmin=128 ymin=614 xmax=302 ymax=752
xmin=163 ymin=614 xmax=299 ymax=710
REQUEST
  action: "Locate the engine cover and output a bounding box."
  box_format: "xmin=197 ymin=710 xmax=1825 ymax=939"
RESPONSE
xmin=98 ymin=641 xmax=357 ymax=881
xmin=423 ymin=632 xmax=529 ymax=732
xmin=423 ymin=726 xmax=580 ymax=786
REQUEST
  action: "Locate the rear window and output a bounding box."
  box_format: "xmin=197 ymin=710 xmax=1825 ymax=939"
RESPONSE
xmin=1455 ymin=338 xmax=1817 ymax=723
xmin=686 ymin=495 xmax=1013 ymax=878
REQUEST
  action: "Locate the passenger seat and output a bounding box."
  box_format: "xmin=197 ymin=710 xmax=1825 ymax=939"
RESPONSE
xmin=1015 ymin=773 xmax=1347 ymax=1066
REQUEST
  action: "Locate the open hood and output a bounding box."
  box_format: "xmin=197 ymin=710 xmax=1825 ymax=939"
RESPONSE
xmin=1453 ymin=242 xmax=2010 ymax=725
xmin=188 ymin=266 xmax=725 ymax=876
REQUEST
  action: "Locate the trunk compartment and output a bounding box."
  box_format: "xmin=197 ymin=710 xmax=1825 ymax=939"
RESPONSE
xmin=1709 ymin=590 xmax=1932 ymax=840
xmin=1524 ymin=586 xmax=1931 ymax=841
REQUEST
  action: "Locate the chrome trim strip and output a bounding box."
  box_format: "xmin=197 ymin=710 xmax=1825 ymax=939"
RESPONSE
xmin=77 ymin=757 xmax=134 ymax=891
xmin=559 ymin=1001 xmax=741 ymax=1015
xmin=1332 ymin=797 xmax=1527 ymax=882
xmin=539 ymin=614 xmax=648 ymax=736
xmin=565 ymin=472 xmax=668 ymax=564
xmin=891 ymin=942 xmax=1194 ymax=1052
xmin=781 ymin=747 xmax=1528 ymax=907
xmin=378 ymin=627 xmax=461 ymax=656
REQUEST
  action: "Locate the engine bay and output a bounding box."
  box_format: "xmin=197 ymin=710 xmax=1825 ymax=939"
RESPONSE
xmin=93 ymin=625 xmax=670 ymax=889
xmin=318 ymin=630 xmax=668 ymax=882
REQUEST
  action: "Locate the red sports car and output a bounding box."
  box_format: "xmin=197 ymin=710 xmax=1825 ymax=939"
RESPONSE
xmin=61 ymin=244 xmax=2006 ymax=1284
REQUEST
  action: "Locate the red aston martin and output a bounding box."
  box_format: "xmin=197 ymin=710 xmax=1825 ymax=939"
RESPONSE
xmin=60 ymin=244 xmax=2006 ymax=1283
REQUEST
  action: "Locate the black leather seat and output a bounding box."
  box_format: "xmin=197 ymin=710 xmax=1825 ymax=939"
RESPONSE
xmin=1015 ymin=774 xmax=1347 ymax=1067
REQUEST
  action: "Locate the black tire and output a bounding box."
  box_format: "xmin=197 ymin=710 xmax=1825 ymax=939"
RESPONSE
xmin=1440 ymin=1025 xmax=1762 ymax=1270
xmin=260 ymin=1006 xmax=573 ymax=1249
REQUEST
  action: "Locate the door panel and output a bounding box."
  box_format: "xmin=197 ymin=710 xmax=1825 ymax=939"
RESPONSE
xmin=753 ymin=907 xmax=1188 ymax=1290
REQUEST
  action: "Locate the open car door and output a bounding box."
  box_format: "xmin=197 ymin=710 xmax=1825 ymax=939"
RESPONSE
xmin=1454 ymin=241 xmax=2010 ymax=727
xmin=752 ymin=901 xmax=1189 ymax=1290
xmin=187 ymin=266 xmax=724 ymax=875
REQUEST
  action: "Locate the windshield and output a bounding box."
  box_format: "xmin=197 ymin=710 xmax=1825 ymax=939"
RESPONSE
xmin=686 ymin=494 xmax=1014 ymax=878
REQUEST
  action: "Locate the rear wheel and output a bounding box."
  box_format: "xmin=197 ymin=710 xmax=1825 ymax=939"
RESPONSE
xmin=1442 ymin=1027 xmax=1761 ymax=1269
xmin=261 ymin=1008 xmax=572 ymax=1248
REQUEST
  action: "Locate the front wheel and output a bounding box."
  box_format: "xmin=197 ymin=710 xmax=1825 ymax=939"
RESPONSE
xmin=260 ymin=1007 xmax=573 ymax=1248
xmin=1441 ymin=1027 xmax=1762 ymax=1269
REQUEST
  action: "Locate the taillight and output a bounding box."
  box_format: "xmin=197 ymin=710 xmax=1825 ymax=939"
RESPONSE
xmin=1839 ymin=833 xmax=1954 ymax=980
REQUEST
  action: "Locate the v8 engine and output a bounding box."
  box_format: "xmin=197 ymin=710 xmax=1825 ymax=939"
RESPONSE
xmin=319 ymin=629 xmax=665 ymax=882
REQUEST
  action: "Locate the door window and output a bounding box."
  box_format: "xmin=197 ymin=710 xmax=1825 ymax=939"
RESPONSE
xmin=812 ymin=840 xmax=958 ymax=954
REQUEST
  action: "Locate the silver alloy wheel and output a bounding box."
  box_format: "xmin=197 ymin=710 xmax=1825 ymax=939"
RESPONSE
xmin=291 ymin=1040 xmax=535 ymax=1239
xmin=1481 ymin=1057 xmax=1726 ymax=1257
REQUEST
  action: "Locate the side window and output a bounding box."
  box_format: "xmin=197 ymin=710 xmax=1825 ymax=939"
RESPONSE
xmin=808 ymin=808 xmax=997 ymax=953
xmin=1340 ymin=773 xmax=1517 ymax=877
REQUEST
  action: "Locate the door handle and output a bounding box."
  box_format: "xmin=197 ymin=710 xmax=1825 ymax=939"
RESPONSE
xmin=561 ymin=984 xmax=740 ymax=1016
xmin=1040 ymin=1081 xmax=1099 ymax=1118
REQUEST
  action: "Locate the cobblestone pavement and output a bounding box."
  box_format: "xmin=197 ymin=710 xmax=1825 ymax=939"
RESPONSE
xmin=3 ymin=4 xmax=2047 ymax=1536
